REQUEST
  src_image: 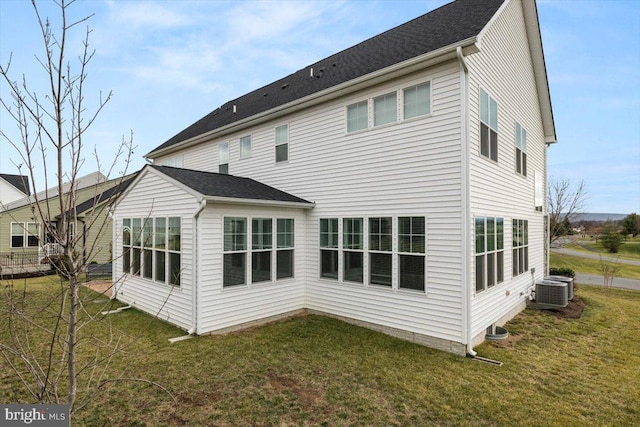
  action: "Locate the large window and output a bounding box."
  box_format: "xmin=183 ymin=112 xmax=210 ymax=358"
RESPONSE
xmin=276 ymin=219 xmax=294 ymax=279
xmin=224 ymin=217 xmax=247 ymax=287
xmin=219 ymin=142 xmax=229 ymax=174
xmin=320 ymin=218 xmax=339 ymax=279
xmin=513 ymin=219 xmax=529 ymax=276
xmin=403 ymin=82 xmax=431 ymax=119
xmin=10 ymin=222 xmax=40 ymax=248
xmin=346 ymin=100 xmax=368 ymax=133
xmin=515 ymin=122 xmax=527 ymax=176
xmin=251 ymin=218 xmax=272 ymax=283
xmin=240 ymin=135 xmax=252 ymax=159
xmin=343 ymin=218 xmax=364 ymax=283
xmin=275 ymin=124 xmax=288 ymax=163
xmin=480 ymin=89 xmax=498 ymax=161
xmin=475 ymin=216 xmax=504 ymax=292
xmin=369 ymin=217 xmax=392 ymax=287
xmin=122 ymin=216 xmax=181 ymax=286
xmin=398 ymin=217 xmax=425 ymax=291
xmin=373 ymin=92 xmax=397 ymax=127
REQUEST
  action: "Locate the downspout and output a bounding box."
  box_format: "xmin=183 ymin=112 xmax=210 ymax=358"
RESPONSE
xmin=189 ymin=198 xmax=206 ymax=335
xmin=456 ymin=46 xmax=476 ymax=357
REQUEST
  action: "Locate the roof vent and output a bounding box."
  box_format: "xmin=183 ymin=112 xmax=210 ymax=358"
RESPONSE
xmin=263 ymin=92 xmax=268 ymax=97
xmin=233 ymin=105 xmax=237 ymax=114
xmin=281 ymin=83 xmax=288 ymax=89
xmin=310 ymin=67 xmax=313 ymax=77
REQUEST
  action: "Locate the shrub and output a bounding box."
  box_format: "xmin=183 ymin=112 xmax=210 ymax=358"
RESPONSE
xmin=549 ymin=267 xmax=575 ymax=278
xmin=600 ymin=220 xmax=624 ymax=253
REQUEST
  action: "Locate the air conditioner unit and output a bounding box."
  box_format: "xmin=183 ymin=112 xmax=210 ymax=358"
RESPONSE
xmin=545 ymin=275 xmax=574 ymax=300
xmin=535 ymin=280 xmax=568 ymax=308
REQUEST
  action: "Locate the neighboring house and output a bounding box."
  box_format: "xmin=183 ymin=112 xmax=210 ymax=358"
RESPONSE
xmin=112 ymin=0 xmax=556 ymax=355
xmin=0 ymin=173 xmax=30 ymax=208
xmin=0 ymin=172 xmax=132 ymax=271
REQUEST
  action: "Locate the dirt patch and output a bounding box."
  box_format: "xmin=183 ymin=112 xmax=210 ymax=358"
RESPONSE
xmin=84 ymin=280 xmax=113 ymax=296
xmin=267 ymin=373 xmax=320 ymax=410
xmin=542 ymin=295 xmax=586 ymax=319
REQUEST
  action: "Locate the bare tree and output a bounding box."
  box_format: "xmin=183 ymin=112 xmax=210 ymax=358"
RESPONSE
xmin=0 ymin=0 xmax=134 ymax=411
xmin=547 ymin=177 xmax=588 ymax=244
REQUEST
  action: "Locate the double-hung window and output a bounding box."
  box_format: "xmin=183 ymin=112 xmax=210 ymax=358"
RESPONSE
xmin=122 ymin=219 xmax=131 ymax=273
xmin=224 ymin=217 xmax=247 ymax=287
xmin=131 ymin=218 xmax=142 ymax=275
xmin=515 ymin=122 xmax=527 ymax=176
xmin=343 ymin=218 xmax=364 ymax=283
xmin=251 ymin=218 xmax=272 ymax=283
xmin=154 ymin=218 xmax=166 ymax=283
xmin=346 ymin=101 xmax=368 ymax=133
xmin=320 ymin=218 xmax=339 ymax=279
xmin=219 ymin=142 xmax=229 ymax=174
xmin=10 ymin=222 xmax=40 ymax=248
xmin=142 ymin=219 xmax=153 ymax=280
xmin=276 ymin=219 xmax=294 ymax=279
xmin=513 ymin=219 xmax=529 ymax=276
xmin=373 ymin=92 xmax=397 ymax=127
xmin=275 ymin=125 xmax=288 ymax=163
xmin=239 ymin=135 xmax=252 ymax=159
xmin=369 ymin=217 xmax=392 ymax=286
xmin=403 ymin=82 xmax=431 ymax=119
xmin=398 ymin=217 xmax=425 ymax=291
xmin=475 ymin=217 xmax=504 ymax=292
xmin=167 ymin=217 xmax=181 ymax=286
xmin=480 ymin=89 xmax=498 ymax=161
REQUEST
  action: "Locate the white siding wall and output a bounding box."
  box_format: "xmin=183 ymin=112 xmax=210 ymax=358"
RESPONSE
xmin=160 ymin=61 xmax=466 ymax=343
xmin=112 ymin=170 xmax=199 ymax=330
xmin=197 ymin=205 xmax=307 ymax=333
xmin=0 ymin=180 xmax=27 ymax=206
xmin=466 ymin=0 xmax=547 ymax=337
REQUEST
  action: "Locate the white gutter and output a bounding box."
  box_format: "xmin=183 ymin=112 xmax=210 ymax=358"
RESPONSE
xmin=189 ymin=198 xmax=207 ymax=335
xmin=147 ymin=37 xmax=480 ymax=160
xmin=456 ymin=46 xmax=476 ymax=358
xmin=203 ymin=196 xmax=315 ymax=209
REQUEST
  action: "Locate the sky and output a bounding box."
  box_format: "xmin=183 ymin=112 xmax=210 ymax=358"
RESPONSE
xmin=0 ymin=0 xmax=639 ymax=214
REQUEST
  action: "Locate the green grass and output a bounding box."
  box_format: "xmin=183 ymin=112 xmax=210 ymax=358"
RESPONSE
xmin=565 ymin=239 xmax=640 ymax=261
xmin=550 ymin=252 xmax=640 ymax=280
xmin=2 ymin=277 xmax=640 ymax=426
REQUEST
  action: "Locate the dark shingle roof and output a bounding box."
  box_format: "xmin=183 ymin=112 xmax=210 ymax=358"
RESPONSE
xmin=152 ymin=165 xmax=313 ymax=205
xmin=71 ymin=175 xmax=136 ymax=216
xmin=1 ymin=173 xmax=30 ymax=196
xmin=148 ymin=0 xmax=504 ymax=156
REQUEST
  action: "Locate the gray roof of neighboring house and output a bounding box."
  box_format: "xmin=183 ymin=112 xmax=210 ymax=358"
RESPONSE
xmin=0 ymin=174 xmax=30 ymax=196
xmin=147 ymin=0 xmax=505 ymax=156
xmin=152 ymin=165 xmax=313 ymax=205
xmin=65 ymin=175 xmax=137 ymax=217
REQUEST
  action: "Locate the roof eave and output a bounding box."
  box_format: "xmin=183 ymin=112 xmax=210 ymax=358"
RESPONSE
xmin=145 ymin=37 xmax=480 ymax=160
xmin=203 ymin=195 xmax=315 ymax=209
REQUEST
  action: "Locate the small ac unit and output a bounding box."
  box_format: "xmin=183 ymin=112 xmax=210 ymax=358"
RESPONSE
xmin=535 ymin=280 xmax=568 ymax=308
xmin=545 ymin=275 xmax=574 ymax=300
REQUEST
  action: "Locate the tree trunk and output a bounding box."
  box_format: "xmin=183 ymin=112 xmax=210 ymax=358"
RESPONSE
xmin=67 ymin=271 xmax=78 ymax=409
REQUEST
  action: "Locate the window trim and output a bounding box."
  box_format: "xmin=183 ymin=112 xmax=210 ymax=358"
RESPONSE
xmin=513 ymin=219 xmax=529 ymax=277
xmin=479 ymin=88 xmax=498 ymax=162
xmin=320 ymin=218 xmax=339 ymax=280
xmin=275 ymin=124 xmax=289 ymax=163
xmin=402 ymin=80 xmax=432 ymax=120
xmin=368 ymin=217 xmax=393 ymax=288
xmin=346 ymin=100 xmax=369 ymax=133
xmin=397 ymin=216 xmax=426 ymax=292
xmin=10 ymin=221 xmax=41 ymax=249
xmin=373 ymin=91 xmax=398 ymax=127
xmin=223 ymin=217 xmax=247 ymax=288
xmin=218 ymin=141 xmax=229 ymax=174
xmin=475 ymin=216 xmax=504 ymax=293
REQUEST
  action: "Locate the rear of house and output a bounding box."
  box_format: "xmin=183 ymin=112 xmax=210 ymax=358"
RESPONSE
xmin=111 ymin=0 xmax=555 ymax=355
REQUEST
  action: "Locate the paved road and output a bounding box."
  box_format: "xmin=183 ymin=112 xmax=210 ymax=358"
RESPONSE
xmin=551 ymin=248 xmax=640 ymax=291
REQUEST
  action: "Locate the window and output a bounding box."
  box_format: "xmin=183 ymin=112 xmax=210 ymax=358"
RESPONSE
xmin=251 ymin=218 xmax=272 ymax=283
xmin=320 ymin=218 xmax=339 ymax=279
xmin=10 ymin=222 xmax=40 ymax=248
xmin=373 ymin=92 xmax=397 ymax=126
xmin=276 ymin=219 xmax=294 ymax=279
xmin=479 ymin=89 xmax=498 ymax=161
xmin=121 ymin=216 xmax=180 ymax=286
xmin=224 ymin=217 xmax=247 ymax=287
xmin=475 ymin=217 xmax=504 ymax=292
xmin=403 ymin=82 xmax=431 ymax=119
xmin=219 ymin=142 xmax=229 ymax=174
xmin=515 ymin=122 xmax=527 ymax=176
xmin=157 ymin=155 xmax=183 ymax=168
xmin=240 ymin=135 xmax=252 ymax=159
xmin=347 ymin=100 xmax=368 ymax=133
xmin=398 ymin=217 xmax=425 ymax=291
xmin=513 ymin=219 xmax=529 ymax=276
xmin=343 ymin=218 xmax=364 ymax=283
xmin=369 ymin=217 xmax=392 ymax=287
xmin=275 ymin=124 xmax=288 ymax=163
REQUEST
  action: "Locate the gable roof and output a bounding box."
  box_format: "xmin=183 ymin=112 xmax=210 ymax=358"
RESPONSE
xmin=150 ymin=165 xmax=313 ymax=207
xmin=0 ymin=174 xmax=30 ymax=196
xmin=64 ymin=175 xmax=136 ymax=217
xmin=147 ymin=0 xmax=506 ymax=158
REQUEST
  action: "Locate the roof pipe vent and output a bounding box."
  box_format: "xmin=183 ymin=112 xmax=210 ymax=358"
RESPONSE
xmin=233 ymin=105 xmax=237 ymax=114
xmin=310 ymin=67 xmax=313 ymax=77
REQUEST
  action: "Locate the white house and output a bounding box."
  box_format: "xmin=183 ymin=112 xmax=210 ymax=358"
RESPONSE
xmin=112 ymin=0 xmax=556 ymax=355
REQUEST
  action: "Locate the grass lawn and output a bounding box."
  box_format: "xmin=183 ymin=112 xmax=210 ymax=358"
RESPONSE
xmin=550 ymin=252 xmax=640 ymax=280
xmin=2 ymin=276 xmax=639 ymax=426
xmin=565 ymin=239 xmax=640 ymax=261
